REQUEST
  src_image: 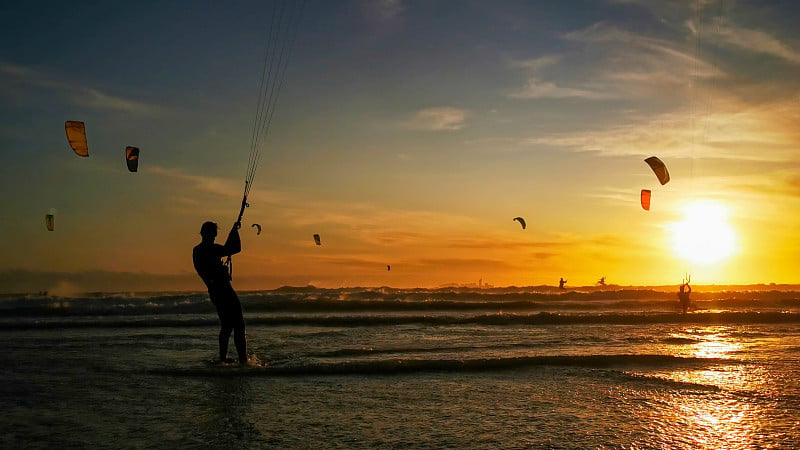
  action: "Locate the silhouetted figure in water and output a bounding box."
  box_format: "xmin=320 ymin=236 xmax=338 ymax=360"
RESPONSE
xmin=193 ymin=221 xmax=247 ymax=365
xmin=678 ymin=282 xmax=692 ymax=313
xmin=597 ymin=276 xmax=606 ymax=286
xmin=559 ymin=278 xmax=567 ymax=290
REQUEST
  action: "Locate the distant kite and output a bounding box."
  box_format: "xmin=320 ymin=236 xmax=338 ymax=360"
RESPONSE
xmin=45 ymin=208 xmax=56 ymax=231
xmin=313 ymin=234 xmax=321 ymax=245
xmin=65 ymin=121 xmax=89 ymax=157
xmin=640 ymin=189 xmax=651 ymax=211
xmin=125 ymin=147 xmax=140 ymax=172
xmin=644 ymin=156 xmax=669 ymax=185
xmin=513 ymin=217 xmax=526 ymax=230
xmin=252 ymin=223 xmax=262 ymax=235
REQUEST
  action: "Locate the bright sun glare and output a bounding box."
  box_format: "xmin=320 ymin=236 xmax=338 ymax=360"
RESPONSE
xmin=670 ymin=200 xmax=737 ymax=265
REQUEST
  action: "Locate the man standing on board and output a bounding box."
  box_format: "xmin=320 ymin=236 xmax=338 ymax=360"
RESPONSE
xmin=193 ymin=221 xmax=248 ymax=365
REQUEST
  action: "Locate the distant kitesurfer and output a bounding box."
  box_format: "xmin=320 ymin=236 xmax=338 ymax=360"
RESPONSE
xmin=597 ymin=276 xmax=606 ymax=287
xmin=559 ymin=278 xmax=567 ymax=290
xmin=193 ymin=221 xmax=248 ymax=365
xmin=678 ymin=282 xmax=692 ymax=313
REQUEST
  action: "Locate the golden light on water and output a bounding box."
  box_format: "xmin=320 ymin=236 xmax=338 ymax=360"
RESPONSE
xmin=691 ymin=333 xmax=743 ymax=359
xmin=652 ymin=327 xmax=765 ymax=449
xmin=669 ymin=200 xmax=737 ymax=266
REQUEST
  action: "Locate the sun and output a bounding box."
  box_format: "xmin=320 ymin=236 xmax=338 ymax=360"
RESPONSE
xmin=669 ymin=200 xmax=737 ymax=265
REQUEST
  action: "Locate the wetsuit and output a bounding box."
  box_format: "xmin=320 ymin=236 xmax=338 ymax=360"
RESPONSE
xmin=193 ymin=226 xmax=247 ymax=363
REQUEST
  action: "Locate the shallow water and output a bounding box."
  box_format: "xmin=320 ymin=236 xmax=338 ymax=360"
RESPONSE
xmin=2 ymin=288 xmax=799 ymax=448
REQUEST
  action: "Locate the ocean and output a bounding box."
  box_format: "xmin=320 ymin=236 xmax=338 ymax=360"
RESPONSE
xmin=1 ymin=286 xmax=799 ymax=449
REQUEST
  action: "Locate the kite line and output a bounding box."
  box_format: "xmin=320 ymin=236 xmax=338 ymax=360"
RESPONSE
xmin=236 ymin=0 xmax=306 ymax=225
xmin=228 ymin=0 xmax=306 ymax=279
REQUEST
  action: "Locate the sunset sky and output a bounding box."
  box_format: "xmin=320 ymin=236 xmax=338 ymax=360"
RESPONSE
xmin=1 ymin=0 xmax=799 ymax=292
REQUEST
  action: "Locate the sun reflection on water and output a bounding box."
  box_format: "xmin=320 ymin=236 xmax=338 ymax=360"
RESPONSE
xmin=644 ymin=326 xmax=769 ymax=449
xmin=691 ymin=334 xmax=742 ymax=359
xmin=671 ymin=397 xmax=761 ymax=449
xmin=672 ymin=326 xmax=762 ymax=392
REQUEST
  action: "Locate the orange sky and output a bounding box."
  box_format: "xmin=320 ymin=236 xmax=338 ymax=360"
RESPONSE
xmin=1 ymin=1 xmax=799 ymax=292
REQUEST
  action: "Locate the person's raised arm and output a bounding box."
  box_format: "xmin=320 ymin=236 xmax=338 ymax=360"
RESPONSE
xmin=223 ymin=222 xmax=242 ymax=255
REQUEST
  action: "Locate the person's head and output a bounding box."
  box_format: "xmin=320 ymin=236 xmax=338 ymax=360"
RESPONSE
xmin=200 ymin=221 xmax=218 ymax=240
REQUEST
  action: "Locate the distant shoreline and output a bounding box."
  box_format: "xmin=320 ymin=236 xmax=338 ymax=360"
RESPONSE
xmin=3 ymin=283 xmax=800 ymax=299
xmin=3 ymin=269 xmax=798 ymax=296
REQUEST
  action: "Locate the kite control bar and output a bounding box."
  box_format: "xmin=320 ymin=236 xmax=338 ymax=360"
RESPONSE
xmin=235 ymin=181 xmax=249 ymax=228
xmin=227 ymin=181 xmax=249 ymax=279
xmin=236 ymin=195 xmax=248 ymax=228
xmin=226 ymin=188 xmax=248 ymax=280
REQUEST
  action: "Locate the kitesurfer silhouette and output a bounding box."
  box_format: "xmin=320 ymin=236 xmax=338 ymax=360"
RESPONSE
xmin=678 ymin=282 xmax=692 ymax=313
xmin=559 ymin=278 xmax=567 ymax=290
xmin=193 ymin=221 xmax=248 ymax=365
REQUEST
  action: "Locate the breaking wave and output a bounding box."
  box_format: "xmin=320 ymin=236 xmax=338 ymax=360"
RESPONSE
xmin=1 ymin=286 xmax=798 ymax=329
xmin=147 ymin=354 xmax=734 ymax=378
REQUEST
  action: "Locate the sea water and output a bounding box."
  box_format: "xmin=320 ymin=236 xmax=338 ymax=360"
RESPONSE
xmin=1 ymin=287 xmax=799 ymax=448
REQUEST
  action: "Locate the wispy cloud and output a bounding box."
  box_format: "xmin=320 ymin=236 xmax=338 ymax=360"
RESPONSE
xmin=147 ymin=165 xmax=302 ymax=220
xmin=275 ymin=201 xmax=480 ymax=240
xmin=0 ymin=61 xmax=165 ymax=115
xmin=610 ymin=0 xmax=724 ymax=24
xmin=149 ymin=164 xmax=486 ymax=246
xmin=74 ymin=87 xmax=162 ymax=115
xmin=509 ymin=78 xmax=614 ymax=100
xmin=707 ymin=19 xmax=800 ymax=65
xmin=606 ymin=1 xmax=800 ymax=65
xmin=512 ymin=95 xmax=800 ymax=162
xmin=501 ymin=13 xmax=800 ymax=160
xmin=562 ymin=21 xmax=639 ymax=44
xmin=508 ymin=22 xmax=723 ymax=102
xmin=445 ymin=238 xmax=565 ymax=250
xmin=511 ymin=55 xmax=561 ymax=72
xmin=405 ymin=107 xmax=468 ymax=131
xmin=564 ymin=22 xmax=722 ymax=82
xmin=147 ymin=166 xmax=242 ymax=199
xmin=730 ymin=174 xmax=800 ymax=199
xmin=508 ymin=53 xmax=613 ymax=100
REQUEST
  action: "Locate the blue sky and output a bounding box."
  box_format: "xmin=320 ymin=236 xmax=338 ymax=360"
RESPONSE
xmin=1 ymin=0 xmax=799 ymax=292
